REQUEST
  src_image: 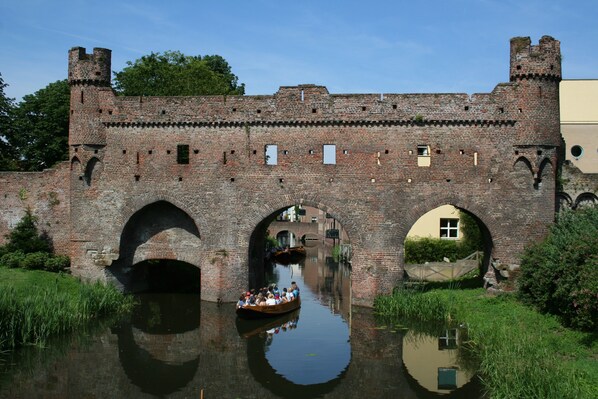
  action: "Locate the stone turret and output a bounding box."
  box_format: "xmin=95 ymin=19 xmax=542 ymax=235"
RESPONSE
xmin=68 ymin=47 xmax=113 ymax=146
xmin=510 ymin=36 xmax=561 ymax=82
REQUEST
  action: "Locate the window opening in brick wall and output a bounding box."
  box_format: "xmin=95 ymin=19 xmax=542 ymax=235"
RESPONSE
xmin=440 ymin=218 xmax=459 ymax=239
xmin=392 ymin=104 xmax=397 ymax=110
xmin=417 ymin=145 xmax=431 ymax=167
xmin=361 ymin=106 xmax=366 ymax=111
xmin=136 ymin=152 xmax=139 ymax=164
xmin=177 ymin=145 xmax=190 ymax=164
xmin=474 ymin=152 xmax=478 ymax=166
xmin=148 ymin=150 xmax=153 ymax=155
xmin=231 ymin=150 xmax=235 ymax=154
xmin=80 ymin=90 xmax=84 ymax=104
xmin=265 ymin=145 xmax=278 ymax=165
xmin=122 ymin=149 xmax=126 ymax=154
xmin=194 ymin=149 xmax=199 ymax=154
xmin=135 ymin=175 xmax=140 ymax=182
xmin=167 ymin=150 xmax=171 ymax=154
xmin=309 ymin=149 xmax=315 ymax=155
xmin=323 ymin=144 xmax=336 ymax=164
xmin=223 ymin=152 xmax=227 ymax=164
xmin=283 ymin=150 xmax=289 ymax=155
xmin=343 ymin=149 xmax=349 ymax=155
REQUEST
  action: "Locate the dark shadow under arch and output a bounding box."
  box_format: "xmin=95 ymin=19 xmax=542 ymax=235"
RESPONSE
xmin=84 ymin=156 xmax=102 ymax=186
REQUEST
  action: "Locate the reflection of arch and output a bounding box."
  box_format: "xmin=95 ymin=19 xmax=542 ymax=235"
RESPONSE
xmin=113 ymin=294 xmax=200 ymax=396
xmin=574 ymin=192 xmax=598 ymax=209
xmin=276 ymin=230 xmax=296 ymax=246
xmin=84 ymin=156 xmax=102 ymax=186
xmin=244 ymin=319 xmax=349 ymax=398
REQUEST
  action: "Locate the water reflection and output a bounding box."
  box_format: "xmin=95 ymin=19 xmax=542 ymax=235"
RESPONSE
xmin=0 ymin=243 xmax=483 ymax=399
xmin=114 ymin=293 xmax=201 ymax=396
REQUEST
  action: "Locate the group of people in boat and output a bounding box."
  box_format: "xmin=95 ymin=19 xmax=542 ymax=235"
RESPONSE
xmin=237 ymin=282 xmax=300 ymax=308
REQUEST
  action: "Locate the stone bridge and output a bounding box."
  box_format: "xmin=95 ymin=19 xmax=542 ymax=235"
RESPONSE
xmin=0 ymin=36 xmax=562 ymax=306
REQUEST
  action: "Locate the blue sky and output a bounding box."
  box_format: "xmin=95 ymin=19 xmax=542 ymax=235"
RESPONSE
xmin=1 ymin=0 xmax=597 ymax=101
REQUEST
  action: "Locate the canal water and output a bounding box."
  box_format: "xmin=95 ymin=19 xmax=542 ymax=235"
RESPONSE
xmin=0 ymin=244 xmax=482 ymax=398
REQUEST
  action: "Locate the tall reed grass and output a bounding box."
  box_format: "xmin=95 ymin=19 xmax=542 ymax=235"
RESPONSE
xmin=375 ymin=289 xmax=597 ymax=399
xmin=0 ymin=276 xmax=133 ymax=350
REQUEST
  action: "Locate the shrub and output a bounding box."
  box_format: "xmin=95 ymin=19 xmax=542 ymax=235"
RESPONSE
xmin=0 ymin=251 xmax=25 ymax=268
xmin=404 ymin=237 xmax=473 ymax=263
xmin=3 ymin=208 xmax=52 ymax=254
xmin=518 ymin=207 xmax=598 ymax=331
xmin=21 ymin=251 xmax=50 ymax=270
xmin=44 ymin=254 xmax=70 ymax=272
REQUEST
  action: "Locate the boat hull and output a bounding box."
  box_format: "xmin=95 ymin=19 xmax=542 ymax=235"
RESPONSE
xmin=236 ymin=297 xmax=301 ymax=319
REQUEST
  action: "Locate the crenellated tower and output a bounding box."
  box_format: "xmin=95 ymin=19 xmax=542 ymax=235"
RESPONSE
xmin=509 ymin=36 xmax=562 ymax=148
xmin=68 ymin=47 xmax=113 ymax=147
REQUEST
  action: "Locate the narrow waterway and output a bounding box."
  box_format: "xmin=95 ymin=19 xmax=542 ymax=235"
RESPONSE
xmin=0 ymin=244 xmax=482 ymax=398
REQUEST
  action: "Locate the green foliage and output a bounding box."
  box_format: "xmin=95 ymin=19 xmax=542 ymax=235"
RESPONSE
xmin=375 ymin=289 xmax=597 ymax=399
xmin=518 ymin=207 xmax=598 ymax=331
xmin=265 ymin=235 xmax=279 ymax=251
xmin=0 ymin=210 xmax=70 ymax=273
xmin=20 ymin=252 xmax=50 ymax=270
xmin=3 ymin=209 xmax=51 ymax=254
xmin=0 ymin=73 xmax=18 ymax=170
xmin=0 ymin=268 xmax=134 ymax=349
xmin=44 ymin=255 xmax=70 ymax=272
xmin=404 ymin=237 xmax=473 ymax=263
xmin=0 ymin=251 xmax=25 ymax=268
xmin=8 ymin=80 xmax=70 ymax=171
xmin=113 ymin=51 xmax=245 ymax=96
xmin=459 ymin=212 xmax=484 ymax=253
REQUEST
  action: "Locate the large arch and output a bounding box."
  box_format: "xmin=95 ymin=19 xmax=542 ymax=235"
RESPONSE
xmin=107 ymin=200 xmax=202 ymax=293
xmin=245 ymin=196 xmax=359 ymax=300
xmin=399 ymin=195 xmax=495 ymax=279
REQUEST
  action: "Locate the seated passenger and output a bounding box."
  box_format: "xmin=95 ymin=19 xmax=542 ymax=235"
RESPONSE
xmin=281 ymin=288 xmax=289 ymax=302
xmin=237 ymin=294 xmax=247 ymax=308
xmin=274 ymin=294 xmax=281 ymax=304
xmin=291 ymin=281 xmax=300 ymax=298
xmin=265 ymin=293 xmax=277 ymax=306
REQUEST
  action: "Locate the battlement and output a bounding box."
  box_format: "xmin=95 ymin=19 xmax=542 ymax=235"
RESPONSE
xmin=68 ymin=47 xmax=112 ymax=86
xmin=510 ymin=36 xmax=561 ymax=82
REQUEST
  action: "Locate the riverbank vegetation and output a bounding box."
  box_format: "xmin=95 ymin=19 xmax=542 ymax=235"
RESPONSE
xmin=375 ymin=289 xmax=597 ymax=399
xmin=0 ymin=210 xmax=133 ymax=350
xmin=377 ymin=207 xmax=598 ymax=398
xmin=0 ymin=268 xmax=134 ymax=350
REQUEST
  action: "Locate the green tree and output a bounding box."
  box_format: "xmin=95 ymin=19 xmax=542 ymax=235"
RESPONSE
xmin=518 ymin=207 xmax=598 ymax=331
xmin=0 ymin=73 xmax=18 ymax=170
xmin=113 ymin=51 xmax=245 ymax=96
xmin=9 ymin=79 xmax=70 ymax=171
xmin=3 ymin=208 xmax=52 ymax=254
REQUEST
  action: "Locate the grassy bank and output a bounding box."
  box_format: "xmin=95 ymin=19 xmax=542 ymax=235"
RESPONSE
xmin=375 ymin=289 xmax=597 ymax=399
xmin=0 ymin=268 xmax=134 ymax=350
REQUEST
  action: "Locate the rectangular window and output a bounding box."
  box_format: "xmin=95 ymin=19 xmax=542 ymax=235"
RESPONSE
xmin=323 ymin=144 xmax=336 ymax=164
xmin=417 ymin=144 xmax=431 ymax=167
xmin=177 ymin=145 xmax=189 ymax=164
xmin=440 ymin=218 xmax=459 ymax=239
xmin=265 ymin=145 xmax=278 ymax=165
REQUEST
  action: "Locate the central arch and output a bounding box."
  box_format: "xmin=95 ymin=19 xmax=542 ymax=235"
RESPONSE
xmin=246 ymin=198 xmax=355 ymax=291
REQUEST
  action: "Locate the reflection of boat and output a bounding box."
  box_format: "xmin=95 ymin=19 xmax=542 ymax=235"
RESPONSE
xmin=236 ymin=297 xmax=301 ymax=319
xmin=236 ymin=309 xmax=300 ymax=338
xmin=272 ymin=246 xmax=306 ymax=264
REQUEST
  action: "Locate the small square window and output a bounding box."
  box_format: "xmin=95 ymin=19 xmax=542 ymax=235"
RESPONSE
xmin=440 ymin=219 xmax=459 ymax=239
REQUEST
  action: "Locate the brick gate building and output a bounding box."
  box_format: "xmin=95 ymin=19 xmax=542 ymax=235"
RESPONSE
xmin=0 ymin=36 xmax=562 ymax=306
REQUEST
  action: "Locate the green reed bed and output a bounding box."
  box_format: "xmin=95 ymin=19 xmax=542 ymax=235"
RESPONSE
xmin=0 ymin=268 xmax=134 ymax=350
xmin=375 ymin=289 xmax=597 ymax=399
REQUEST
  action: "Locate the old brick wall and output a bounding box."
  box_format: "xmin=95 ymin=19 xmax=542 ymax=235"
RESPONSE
xmin=0 ymin=163 xmax=70 ymax=254
xmin=0 ymin=36 xmax=562 ymax=306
